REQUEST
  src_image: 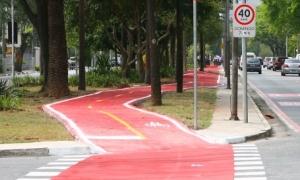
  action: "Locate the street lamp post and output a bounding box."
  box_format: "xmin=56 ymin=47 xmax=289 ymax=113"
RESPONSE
xmin=193 ymin=0 xmax=198 ymax=130
xmin=11 ymin=0 xmax=14 ymax=78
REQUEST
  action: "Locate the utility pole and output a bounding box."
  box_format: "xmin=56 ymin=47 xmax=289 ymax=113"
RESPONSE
xmin=225 ymin=0 xmax=231 ymax=89
xmin=230 ymin=37 xmax=239 ymax=120
xmin=11 ymin=0 xmax=15 ymax=78
xmin=242 ymin=0 xmax=248 ymax=123
xmin=286 ymin=35 xmax=288 ymax=57
xmin=193 ymin=0 xmax=198 ymax=130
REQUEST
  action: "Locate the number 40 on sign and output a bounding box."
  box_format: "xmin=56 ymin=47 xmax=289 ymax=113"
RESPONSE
xmin=233 ymin=3 xmax=256 ymax=38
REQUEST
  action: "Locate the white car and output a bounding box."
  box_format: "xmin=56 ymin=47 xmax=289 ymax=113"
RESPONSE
xmin=239 ymin=52 xmax=256 ymax=70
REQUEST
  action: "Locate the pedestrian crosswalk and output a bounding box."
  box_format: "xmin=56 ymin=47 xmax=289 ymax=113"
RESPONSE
xmin=17 ymin=155 xmax=91 ymax=180
xmin=233 ymin=144 xmax=267 ymax=180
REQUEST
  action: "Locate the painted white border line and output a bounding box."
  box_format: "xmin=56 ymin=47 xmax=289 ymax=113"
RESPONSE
xmin=86 ymin=135 xmax=143 ymax=140
xmin=248 ymin=80 xmax=300 ymax=133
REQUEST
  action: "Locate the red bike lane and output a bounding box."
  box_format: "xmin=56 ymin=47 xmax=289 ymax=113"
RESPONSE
xmin=44 ymin=65 xmax=234 ymax=180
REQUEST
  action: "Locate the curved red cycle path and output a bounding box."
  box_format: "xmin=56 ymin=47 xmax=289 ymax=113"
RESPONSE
xmin=45 ymin=65 xmax=234 ymax=180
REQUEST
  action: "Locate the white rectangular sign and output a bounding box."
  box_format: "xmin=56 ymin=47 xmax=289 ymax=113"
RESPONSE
xmin=233 ymin=2 xmax=256 ymax=38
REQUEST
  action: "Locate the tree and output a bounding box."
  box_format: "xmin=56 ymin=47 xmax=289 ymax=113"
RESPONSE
xmin=147 ymin=0 xmax=162 ymax=106
xmin=47 ymin=0 xmax=69 ymax=97
xmin=19 ymin=0 xmax=49 ymax=91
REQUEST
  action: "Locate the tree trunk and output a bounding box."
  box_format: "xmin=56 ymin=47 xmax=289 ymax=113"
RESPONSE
xmin=47 ymin=0 xmax=69 ymax=98
xmin=147 ymin=0 xmax=161 ymax=106
xmin=78 ymin=0 xmax=86 ymax=90
xmin=170 ymin=25 xmax=176 ymax=68
xmin=37 ymin=0 xmax=49 ymax=92
xmin=1 ymin=22 xmax=6 ymax=58
xmin=200 ymin=30 xmax=205 ymax=71
xmin=176 ymin=0 xmax=183 ymax=93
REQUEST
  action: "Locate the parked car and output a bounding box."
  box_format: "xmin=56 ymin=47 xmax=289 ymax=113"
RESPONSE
xmin=281 ymin=58 xmax=300 ymax=76
xmin=273 ymin=57 xmax=287 ymax=71
xmin=68 ymin=57 xmax=77 ymax=70
xmin=246 ymin=58 xmax=262 ymax=74
xmin=296 ymin=54 xmax=300 ymax=59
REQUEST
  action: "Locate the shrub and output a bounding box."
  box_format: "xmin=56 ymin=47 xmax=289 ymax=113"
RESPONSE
xmin=68 ymin=76 xmax=79 ymax=87
xmin=93 ymin=54 xmax=111 ymax=74
xmin=160 ymin=66 xmax=175 ymax=78
xmin=13 ymin=76 xmax=43 ymax=87
xmin=0 ymin=80 xmax=20 ymax=110
xmin=35 ymin=66 xmax=40 ymax=72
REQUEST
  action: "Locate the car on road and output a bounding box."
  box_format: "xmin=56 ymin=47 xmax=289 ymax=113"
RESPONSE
xmin=273 ymin=56 xmax=287 ymax=71
xmin=239 ymin=52 xmax=256 ymax=70
xmin=263 ymin=57 xmax=272 ymax=68
xmin=281 ymin=58 xmax=300 ymax=76
xmin=246 ymin=57 xmax=262 ymax=74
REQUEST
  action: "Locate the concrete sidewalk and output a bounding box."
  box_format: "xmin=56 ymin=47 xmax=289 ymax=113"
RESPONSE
xmin=0 ymin=68 xmax=272 ymax=157
xmin=197 ymin=78 xmax=272 ymax=144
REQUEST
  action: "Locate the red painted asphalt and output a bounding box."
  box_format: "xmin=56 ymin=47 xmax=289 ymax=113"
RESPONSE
xmin=46 ymin=65 xmax=234 ymax=180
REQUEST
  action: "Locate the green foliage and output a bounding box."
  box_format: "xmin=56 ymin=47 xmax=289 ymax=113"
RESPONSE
xmin=12 ymin=76 xmax=44 ymax=87
xmin=35 ymin=66 xmax=40 ymax=72
xmin=93 ymin=54 xmax=111 ymax=74
xmin=0 ymin=80 xmax=20 ymax=110
xmin=160 ymin=66 xmax=175 ymax=78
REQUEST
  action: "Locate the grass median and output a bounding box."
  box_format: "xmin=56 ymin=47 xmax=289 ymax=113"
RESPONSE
xmin=0 ymin=86 xmax=102 ymax=144
xmin=141 ymin=88 xmax=217 ymax=129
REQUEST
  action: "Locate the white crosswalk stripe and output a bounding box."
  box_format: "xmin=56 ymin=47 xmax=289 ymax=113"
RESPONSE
xmin=233 ymin=144 xmax=267 ymax=180
xmin=17 ymin=154 xmax=92 ymax=180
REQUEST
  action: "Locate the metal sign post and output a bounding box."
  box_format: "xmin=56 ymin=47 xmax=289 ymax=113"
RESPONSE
xmin=193 ymin=0 xmax=198 ymax=129
xmin=233 ymin=0 xmax=256 ymax=123
xmin=11 ymin=0 xmax=15 ymax=78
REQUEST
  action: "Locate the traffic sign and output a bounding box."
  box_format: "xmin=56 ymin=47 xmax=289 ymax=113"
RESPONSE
xmin=233 ymin=3 xmax=256 ymax=38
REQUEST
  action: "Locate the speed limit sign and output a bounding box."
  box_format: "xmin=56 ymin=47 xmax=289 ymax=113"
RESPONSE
xmin=233 ymin=3 xmax=256 ymax=37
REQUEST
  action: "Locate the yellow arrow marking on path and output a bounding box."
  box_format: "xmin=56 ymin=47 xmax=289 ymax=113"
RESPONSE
xmin=99 ymin=110 xmax=146 ymax=140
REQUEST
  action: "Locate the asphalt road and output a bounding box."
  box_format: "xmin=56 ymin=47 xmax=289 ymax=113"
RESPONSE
xmin=0 ymin=156 xmax=58 ymax=180
xmin=247 ymin=67 xmax=300 ymax=180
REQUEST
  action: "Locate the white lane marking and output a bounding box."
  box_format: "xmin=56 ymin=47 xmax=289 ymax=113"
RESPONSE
xmin=63 ymin=155 xmax=91 ymax=158
xmin=233 ymin=147 xmax=258 ymax=150
xmin=278 ymin=101 xmax=300 ymax=107
xmin=235 ymin=166 xmax=265 ymax=171
xmin=235 ymin=177 xmax=267 ymax=180
xmin=233 ymin=144 xmax=256 ymax=147
xmin=235 ymin=157 xmax=261 ymax=161
xmin=268 ymin=93 xmax=300 ymax=98
xmin=235 ymin=161 xmax=263 ymax=166
xmin=17 ymin=178 xmax=50 ymax=180
xmin=235 ymin=171 xmax=266 ymax=176
xmin=38 ymin=166 xmax=69 ymax=170
xmin=57 ymin=158 xmax=85 ymax=161
xmin=26 ymin=172 xmax=60 ymax=177
xmin=234 ymin=150 xmax=259 ymax=153
xmin=234 ymin=154 xmax=260 ymax=157
xmin=48 ymin=162 xmax=78 ymax=165
xmin=86 ymin=135 xmax=143 ymax=140
xmin=145 ymin=121 xmax=170 ymax=128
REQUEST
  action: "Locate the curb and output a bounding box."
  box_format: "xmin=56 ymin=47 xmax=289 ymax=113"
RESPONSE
xmin=0 ymin=141 xmax=92 ymax=157
xmin=236 ymin=73 xmax=273 ymax=142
